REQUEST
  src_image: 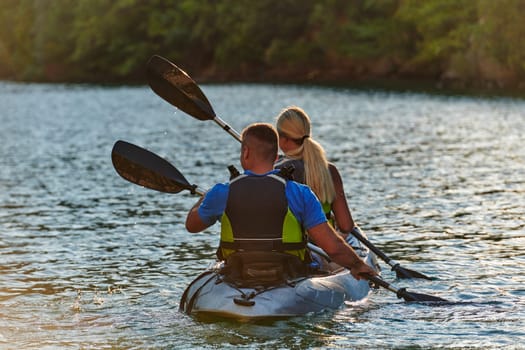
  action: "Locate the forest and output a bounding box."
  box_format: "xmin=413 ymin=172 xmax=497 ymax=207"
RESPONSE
xmin=1 ymin=0 xmax=525 ymax=94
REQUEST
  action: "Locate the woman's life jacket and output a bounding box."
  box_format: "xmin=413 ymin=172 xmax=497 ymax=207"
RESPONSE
xmin=274 ymin=157 xmax=334 ymax=225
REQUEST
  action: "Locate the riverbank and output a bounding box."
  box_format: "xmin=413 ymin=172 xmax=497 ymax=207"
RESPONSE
xmin=190 ymin=63 xmax=525 ymax=100
xmin=3 ymin=58 xmax=525 ymax=100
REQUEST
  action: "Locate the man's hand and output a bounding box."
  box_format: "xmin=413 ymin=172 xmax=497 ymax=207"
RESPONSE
xmin=308 ymin=222 xmax=379 ymax=280
xmin=348 ymin=259 xmax=377 ymax=281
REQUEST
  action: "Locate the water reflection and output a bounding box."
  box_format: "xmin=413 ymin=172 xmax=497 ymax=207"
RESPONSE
xmin=0 ymin=82 xmax=524 ymax=348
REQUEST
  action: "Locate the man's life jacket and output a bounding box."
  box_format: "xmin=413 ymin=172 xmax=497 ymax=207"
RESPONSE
xmin=218 ymin=173 xmax=307 ymax=261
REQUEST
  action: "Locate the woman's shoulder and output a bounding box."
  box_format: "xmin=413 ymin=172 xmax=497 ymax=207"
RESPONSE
xmin=327 ymin=162 xmax=344 ymax=181
xmin=327 ymin=162 xmax=342 ymax=173
xmin=275 ymin=157 xmax=305 ymax=183
xmin=327 ymin=161 xmax=338 ymax=169
xmin=275 ymin=155 xmax=302 ymax=165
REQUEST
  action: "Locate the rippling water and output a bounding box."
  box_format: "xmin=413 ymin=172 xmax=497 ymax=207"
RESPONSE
xmin=0 ymin=81 xmax=524 ymax=349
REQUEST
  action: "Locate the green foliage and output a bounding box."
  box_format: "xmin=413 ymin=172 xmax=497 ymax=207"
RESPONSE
xmin=0 ymin=0 xmax=523 ymax=89
xmin=211 ymin=0 xmax=317 ymax=68
xmin=68 ymin=0 xmax=154 ymax=80
xmin=311 ymin=0 xmax=406 ymax=59
xmin=476 ymin=0 xmax=525 ymax=75
xmin=0 ymin=0 xmax=38 ymax=78
xmin=396 ymin=0 xmax=477 ymax=68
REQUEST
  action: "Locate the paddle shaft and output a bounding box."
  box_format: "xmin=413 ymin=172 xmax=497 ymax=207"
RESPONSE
xmin=352 ymin=228 xmax=411 ymax=272
xmin=214 ymin=116 xmax=241 ymax=142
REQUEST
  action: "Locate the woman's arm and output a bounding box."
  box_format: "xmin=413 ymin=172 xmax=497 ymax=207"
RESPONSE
xmin=328 ymin=163 xmax=355 ymax=233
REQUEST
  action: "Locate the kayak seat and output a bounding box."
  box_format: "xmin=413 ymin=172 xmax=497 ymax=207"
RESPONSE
xmin=221 ymin=251 xmax=308 ymax=288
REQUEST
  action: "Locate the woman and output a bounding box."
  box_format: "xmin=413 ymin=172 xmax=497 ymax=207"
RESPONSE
xmin=274 ymin=106 xmax=358 ymax=237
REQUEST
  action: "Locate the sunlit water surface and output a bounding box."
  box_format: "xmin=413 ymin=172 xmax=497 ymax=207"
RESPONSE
xmin=0 ymin=82 xmax=524 ymax=349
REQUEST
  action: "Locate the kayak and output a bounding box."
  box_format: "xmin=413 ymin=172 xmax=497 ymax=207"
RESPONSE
xmin=179 ymin=234 xmax=381 ymax=320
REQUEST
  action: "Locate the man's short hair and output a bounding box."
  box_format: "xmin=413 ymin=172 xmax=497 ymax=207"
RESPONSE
xmin=241 ymin=123 xmax=278 ymax=162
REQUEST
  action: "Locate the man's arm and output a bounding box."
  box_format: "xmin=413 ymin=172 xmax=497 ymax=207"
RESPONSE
xmin=185 ymin=196 xmax=210 ymax=233
xmin=307 ymin=222 xmax=377 ymax=280
xmin=185 ymin=183 xmax=229 ymax=233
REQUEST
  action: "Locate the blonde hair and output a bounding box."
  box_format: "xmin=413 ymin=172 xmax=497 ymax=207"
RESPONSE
xmin=276 ymin=106 xmax=335 ymax=204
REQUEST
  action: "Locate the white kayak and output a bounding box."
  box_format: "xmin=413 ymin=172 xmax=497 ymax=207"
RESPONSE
xmin=179 ymin=235 xmax=381 ymax=320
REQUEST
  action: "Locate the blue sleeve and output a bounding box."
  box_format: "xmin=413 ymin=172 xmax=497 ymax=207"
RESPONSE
xmin=197 ymin=183 xmax=229 ymax=226
xmin=286 ymin=181 xmax=327 ymax=229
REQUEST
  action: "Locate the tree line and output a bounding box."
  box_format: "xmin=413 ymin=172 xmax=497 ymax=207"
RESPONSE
xmin=1 ymin=0 xmax=524 ymax=93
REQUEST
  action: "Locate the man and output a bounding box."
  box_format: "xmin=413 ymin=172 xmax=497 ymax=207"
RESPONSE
xmin=186 ymin=123 xmax=376 ymax=281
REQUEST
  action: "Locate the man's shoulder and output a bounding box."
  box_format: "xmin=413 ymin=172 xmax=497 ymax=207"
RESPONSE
xmin=285 ymin=179 xmax=326 ymax=227
xmin=286 ymin=179 xmax=306 ymax=188
xmin=211 ymin=181 xmax=230 ymax=189
xmin=206 ymin=182 xmax=230 ymax=197
xmin=286 ymin=179 xmax=315 ymax=197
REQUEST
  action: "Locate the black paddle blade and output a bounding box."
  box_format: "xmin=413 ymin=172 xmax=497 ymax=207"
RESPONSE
xmin=147 ymin=55 xmax=216 ymax=121
xmin=396 ymin=288 xmax=449 ymax=303
xmin=111 ymin=140 xmax=196 ymax=194
xmin=393 ymin=265 xmax=434 ymax=281
xmin=367 ymin=275 xmax=448 ymax=303
xmin=349 ymin=227 xmax=434 ymax=280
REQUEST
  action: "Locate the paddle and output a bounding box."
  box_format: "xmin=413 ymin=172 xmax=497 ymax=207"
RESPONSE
xmin=111 ymin=140 xmax=205 ymax=196
xmin=111 ymin=140 xmax=448 ymax=303
xmin=367 ymin=275 xmax=446 ymax=302
xmin=146 ymin=54 xmax=434 ymax=280
xmin=350 ymin=228 xmax=433 ymax=280
xmin=147 ymin=55 xmax=241 ymax=142
xmin=306 ymin=243 xmax=447 ymax=303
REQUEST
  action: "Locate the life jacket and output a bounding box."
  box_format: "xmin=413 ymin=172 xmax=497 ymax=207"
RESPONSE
xmin=275 ymin=157 xmax=335 ymax=226
xmin=218 ymin=173 xmax=307 ymax=261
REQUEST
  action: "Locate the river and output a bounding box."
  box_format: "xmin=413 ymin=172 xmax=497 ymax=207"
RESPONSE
xmin=0 ymin=81 xmax=524 ymax=349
